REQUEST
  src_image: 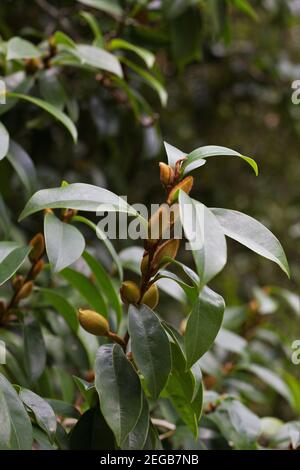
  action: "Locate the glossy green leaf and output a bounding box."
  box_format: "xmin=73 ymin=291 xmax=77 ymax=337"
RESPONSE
xmin=179 ymin=191 xmax=227 ymax=285
xmin=44 ymin=212 xmax=85 ymax=272
xmin=0 ymin=244 xmax=31 ymax=286
xmin=70 ymin=406 xmax=115 ymax=450
xmin=0 ymin=389 xmax=11 ymax=450
xmin=95 ymin=344 xmax=142 ymax=446
xmin=39 ymin=288 xmax=79 ymax=333
xmin=83 ymin=251 xmax=122 ymax=324
xmin=0 ymin=372 xmax=32 ymax=449
xmin=211 ymin=208 xmax=290 ymax=277
xmin=182 ymin=145 xmax=258 ymax=175
xmin=110 ymin=39 xmax=155 ymax=68
xmin=244 ymin=364 xmax=292 ymax=404
xmin=6 ymin=37 xmax=41 ymax=60
xmin=38 ymin=71 xmax=67 ymax=110
xmin=79 ymin=12 xmax=104 ymax=47
xmin=75 ymin=44 xmax=123 ymax=77
xmin=19 ymin=388 xmax=57 ymax=440
xmin=0 ymin=122 xmax=9 ymax=161
xmin=7 ymin=140 xmax=37 ymax=196
xmin=185 ymin=287 xmax=225 ymax=367
xmin=19 ymin=183 xmax=140 ymax=221
xmin=128 ymin=304 xmax=171 ymax=400
xmin=121 ymin=57 xmax=167 ymax=106
xmin=23 ymin=316 xmax=46 ymax=382
xmin=54 ymin=31 xmax=76 ymax=49
xmin=60 ymin=267 xmax=107 ymax=316
xmin=46 ymin=399 xmax=80 ymax=419
xmin=72 ymin=215 xmax=123 ymax=280
xmin=121 ymin=393 xmax=149 ymax=450
xmin=7 ymin=93 xmax=77 ymax=142
xmin=76 ymin=0 xmax=123 ymax=17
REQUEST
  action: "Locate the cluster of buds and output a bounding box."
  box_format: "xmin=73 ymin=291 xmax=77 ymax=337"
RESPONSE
xmin=120 ymin=280 xmax=159 ymax=310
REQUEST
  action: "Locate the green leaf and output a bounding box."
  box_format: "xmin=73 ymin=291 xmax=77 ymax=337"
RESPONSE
xmin=19 ymin=182 xmax=140 ymax=221
xmin=231 ymin=0 xmax=258 ymax=21
xmin=79 ymin=12 xmax=104 ymax=47
xmin=95 ymin=344 xmax=142 ymax=446
xmin=76 ymin=0 xmax=123 ymax=17
xmin=0 ymin=122 xmax=9 ymax=161
xmin=121 ymin=57 xmax=167 ymax=106
xmin=39 ymin=288 xmax=79 ymax=333
xmin=0 ymin=372 xmax=32 ymax=449
xmin=60 ymin=267 xmax=107 ymax=316
xmin=181 ymin=145 xmax=258 ymax=176
xmin=179 ymin=191 xmax=227 ymax=285
xmin=54 ymin=31 xmax=76 ymax=49
xmin=19 ymin=388 xmax=57 ymax=440
xmin=6 ymin=37 xmax=41 ymax=60
xmin=0 ymin=389 xmax=11 ymax=450
xmin=46 ymin=399 xmax=80 ymax=419
xmin=38 ymin=71 xmax=68 ymax=110
xmin=109 ymin=39 xmax=155 ymax=68
xmin=23 ymin=316 xmax=46 ymax=382
xmin=83 ymin=251 xmax=122 ymax=324
xmin=74 ymin=44 xmax=123 ymax=77
xmin=7 ymin=93 xmax=77 ymax=143
xmin=211 ymin=208 xmax=290 ymax=277
xmin=0 ymin=194 xmax=10 ymax=237
xmin=73 ymin=376 xmax=96 ymax=407
xmin=164 ymin=141 xmax=186 ymax=169
xmin=165 ymin=341 xmax=203 ymax=438
xmin=7 ymin=140 xmax=37 ymax=196
xmin=170 ymin=6 xmax=202 ymax=69
xmin=70 ymin=406 xmax=115 ymax=450
xmin=121 ymin=393 xmax=149 ymax=450
xmin=72 ymin=215 xmax=123 ymax=280
xmin=185 ymin=287 xmax=225 ymax=368
xmin=128 ymin=304 xmax=171 ymax=400
xmin=44 ymin=212 xmax=85 ymax=272
xmin=243 ymin=364 xmax=293 ymax=404
xmin=0 ymin=244 xmax=31 ymax=286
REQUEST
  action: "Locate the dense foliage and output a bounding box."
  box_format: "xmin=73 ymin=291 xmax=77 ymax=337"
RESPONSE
xmin=0 ymin=0 xmax=299 ymax=451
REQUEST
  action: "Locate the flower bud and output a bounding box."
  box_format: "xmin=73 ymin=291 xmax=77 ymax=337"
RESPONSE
xmin=78 ymin=309 xmax=109 ymax=336
xmin=120 ymin=281 xmax=140 ymax=305
xmin=140 ymin=253 xmax=149 ymax=276
xmin=29 ymin=233 xmax=45 ymax=263
xmin=141 ymin=283 xmax=159 ymax=310
xmin=167 ymin=176 xmax=194 ymax=204
xmin=12 ymin=275 xmax=25 ymax=292
xmin=0 ymin=300 xmax=6 ymax=316
xmin=159 ymin=162 xmax=174 ymax=188
xmin=147 ymin=205 xmax=171 ymax=245
xmin=31 ymin=259 xmax=45 ymax=279
xmin=15 ymin=281 xmax=33 ymax=303
xmin=151 ymin=238 xmax=180 ymax=272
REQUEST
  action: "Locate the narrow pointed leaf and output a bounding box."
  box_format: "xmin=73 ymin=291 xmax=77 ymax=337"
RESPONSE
xmin=211 ymin=208 xmax=290 ymax=277
xmin=75 ymin=44 xmax=123 ymax=77
xmin=185 ymin=287 xmax=225 ymax=368
xmin=19 ymin=389 xmax=57 ymax=440
xmin=7 ymin=37 xmax=41 ymax=60
xmin=129 ymin=304 xmax=171 ymax=400
xmin=0 ymin=122 xmax=9 ymax=161
xmin=7 ymin=140 xmax=37 ymax=195
xmin=95 ymin=344 xmax=142 ymax=445
xmin=7 ymin=93 xmax=77 ymax=142
xmin=0 ymin=373 xmax=32 ymax=449
xmin=179 ymin=191 xmax=227 ymax=284
xmin=109 ymin=39 xmax=155 ymax=68
xmin=19 ymin=183 xmax=140 ymax=221
xmin=44 ymin=212 xmax=85 ymax=272
xmin=0 ymin=244 xmax=31 ymax=286
xmin=181 ymin=145 xmax=258 ymax=175
xmin=39 ymin=288 xmax=79 ymax=333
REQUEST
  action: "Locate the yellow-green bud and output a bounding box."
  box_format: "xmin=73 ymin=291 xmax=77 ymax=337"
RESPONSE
xmin=141 ymin=283 xmax=159 ymax=310
xmin=78 ymin=309 xmax=109 ymax=336
xmin=120 ymin=281 xmax=140 ymax=305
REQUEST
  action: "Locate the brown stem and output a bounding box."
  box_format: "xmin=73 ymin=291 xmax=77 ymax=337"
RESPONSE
xmin=107 ymin=331 xmax=126 ymax=351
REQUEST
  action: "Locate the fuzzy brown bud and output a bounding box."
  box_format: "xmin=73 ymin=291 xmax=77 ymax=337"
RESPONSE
xmin=31 ymin=259 xmax=45 ymax=279
xmin=159 ymin=162 xmax=174 ymax=188
xmin=147 ymin=205 xmax=171 ymax=245
xmin=151 ymin=238 xmax=180 ymax=272
xmin=15 ymin=281 xmax=33 ymax=303
xmin=12 ymin=275 xmax=25 ymax=292
xmin=78 ymin=309 xmax=109 ymax=336
xmin=29 ymin=233 xmax=45 ymax=263
xmin=141 ymin=283 xmax=159 ymax=310
xmin=167 ymin=176 xmax=194 ymax=205
xmin=120 ymin=281 xmax=140 ymax=305
xmin=140 ymin=253 xmax=149 ymax=276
